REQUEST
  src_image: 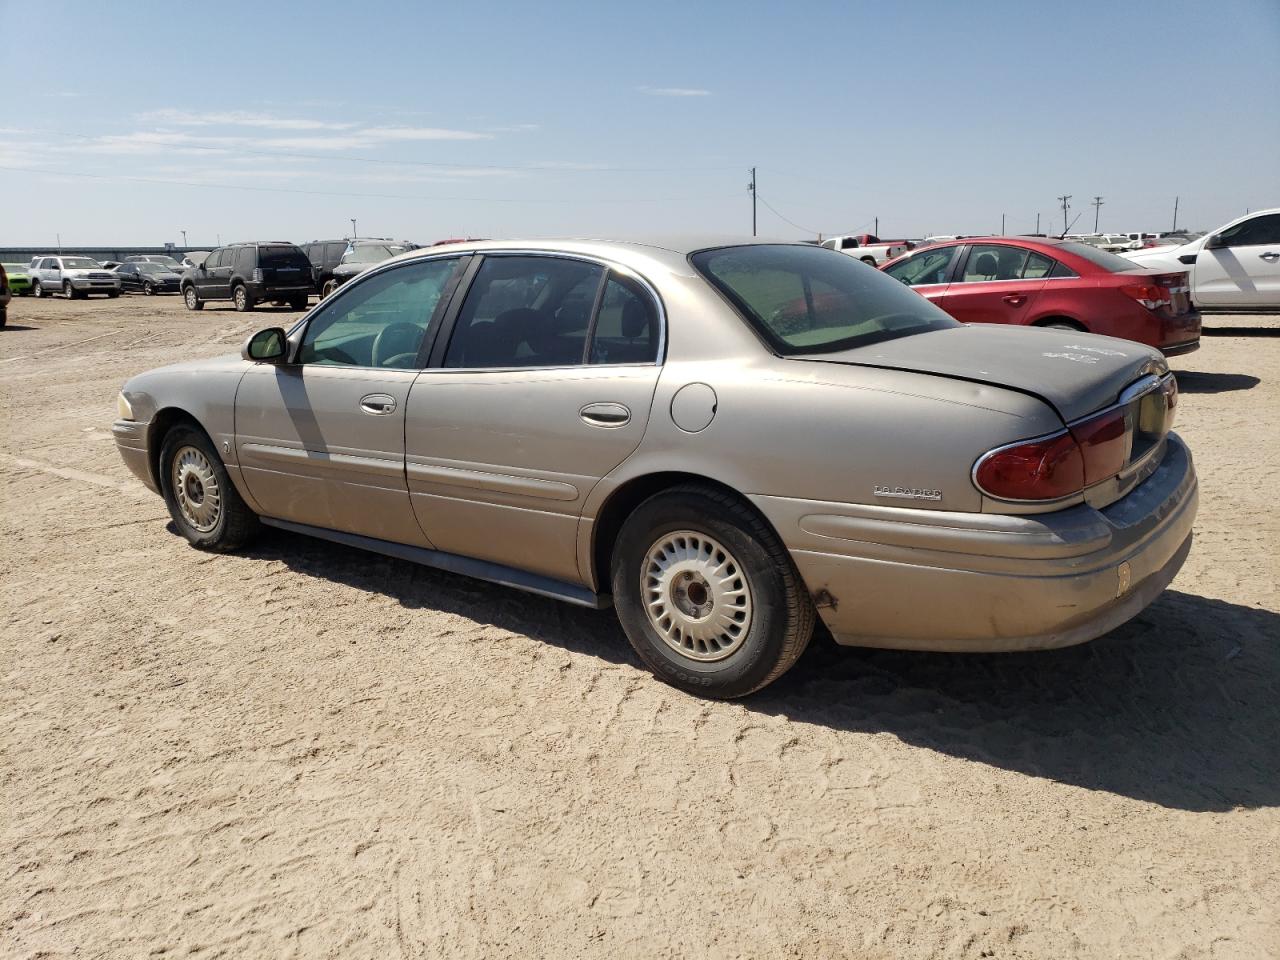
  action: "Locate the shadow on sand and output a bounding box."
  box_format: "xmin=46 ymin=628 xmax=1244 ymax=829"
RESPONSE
xmin=230 ymin=525 xmax=1278 ymax=814
xmin=1174 ymin=371 xmax=1261 ymax=393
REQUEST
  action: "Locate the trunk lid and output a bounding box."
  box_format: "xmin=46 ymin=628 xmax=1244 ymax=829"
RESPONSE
xmin=794 ymin=323 xmax=1167 ymax=423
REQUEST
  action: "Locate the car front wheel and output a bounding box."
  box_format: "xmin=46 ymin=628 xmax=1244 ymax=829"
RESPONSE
xmin=143 ymin=282 xmax=154 ymax=296
xmin=63 ymin=281 xmax=79 ymax=300
xmin=159 ymin=426 xmax=259 ymax=551
xmin=611 ymin=485 xmax=815 ymax=699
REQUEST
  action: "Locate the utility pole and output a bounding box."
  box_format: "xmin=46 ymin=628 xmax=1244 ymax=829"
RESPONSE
xmin=1172 ymin=196 xmax=1179 ymax=232
xmin=56 ymin=232 xmax=61 ymax=253
xmin=874 ymin=216 xmax=879 ymax=237
xmin=1035 ymin=213 xmax=1040 ymax=234
xmin=1057 ymin=194 xmax=1072 ymax=237
xmin=1092 ymin=196 xmax=1104 ymax=232
xmin=1001 ymin=213 xmax=1005 ymax=235
xmin=350 ymin=218 xmax=357 ymax=239
xmin=747 ymin=168 xmax=756 ymax=237
xmin=180 ymin=230 xmax=187 ymax=247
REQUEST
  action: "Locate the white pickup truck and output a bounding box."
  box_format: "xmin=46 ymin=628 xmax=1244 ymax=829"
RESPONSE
xmin=819 ymin=234 xmax=910 ymax=266
xmin=1123 ymin=208 xmax=1280 ymax=311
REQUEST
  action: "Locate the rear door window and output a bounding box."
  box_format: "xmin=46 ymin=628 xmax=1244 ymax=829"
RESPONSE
xmin=961 ymin=245 xmax=1029 ymax=282
xmin=444 ymin=256 xmax=605 ymax=368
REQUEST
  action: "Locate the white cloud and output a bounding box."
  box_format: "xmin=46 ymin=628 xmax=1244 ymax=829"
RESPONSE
xmin=136 ymin=109 xmax=359 ymax=131
xmin=638 ymin=86 xmax=711 ymax=97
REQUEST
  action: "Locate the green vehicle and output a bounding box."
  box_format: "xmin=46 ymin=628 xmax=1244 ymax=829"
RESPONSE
xmin=1 ymin=262 xmax=33 ymax=295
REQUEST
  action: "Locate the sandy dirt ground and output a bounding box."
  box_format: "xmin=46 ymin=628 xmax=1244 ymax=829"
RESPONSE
xmin=2 ymin=293 xmax=1277 ymax=959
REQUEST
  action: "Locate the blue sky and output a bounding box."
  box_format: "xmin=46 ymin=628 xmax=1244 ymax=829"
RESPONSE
xmin=1 ymin=0 xmax=1277 ymax=247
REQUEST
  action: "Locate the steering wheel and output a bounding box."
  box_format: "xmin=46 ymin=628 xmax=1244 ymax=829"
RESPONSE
xmin=371 ymin=322 xmax=424 ymax=368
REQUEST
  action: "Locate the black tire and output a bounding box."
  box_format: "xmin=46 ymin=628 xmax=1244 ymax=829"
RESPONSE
xmin=107 ymin=291 xmax=120 ymax=299
xmin=0 ymin=308 xmax=7 ymax=329
xmin=610 ymin=484 xmax=815 ymax=699
xmin=183 ymin=285 xmax=203 ymax=310
xmin=32 ymin=280 xmax=44 ymax=298
xmin=321 ymin=280 xmax=335 ymax=298
xmin=1041 ymin=319 xmax=1085 ymax=331
xmin=159 ymin=425 xmax=259 ymax=551
xmin=143 ymin=282 xmax=154 ymax=296
xmin=63 ymin=281 xmax=79 ymax=300
xmin=232 ymin=284 xmax=254 ymax=312
xmin=288 ymin=295 xmax=308 ymax=311
xmin=860 ymin=257 xmax=877 ymax=266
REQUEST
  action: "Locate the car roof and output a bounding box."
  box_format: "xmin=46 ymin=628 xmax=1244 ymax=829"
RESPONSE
xmin=388 ymin=235 xmax=800 ymax=276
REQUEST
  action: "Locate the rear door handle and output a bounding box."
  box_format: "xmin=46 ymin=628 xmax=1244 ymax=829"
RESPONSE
xmin=580 ymin=402 xmax=631 ymax=427
xmin=1260 ymin=252 xmax=1280 ymax=262
xmin=1002 ymin=294 xmax=1028 ymax=307
xmin=360 ymin=393 xmax=397 ymax=415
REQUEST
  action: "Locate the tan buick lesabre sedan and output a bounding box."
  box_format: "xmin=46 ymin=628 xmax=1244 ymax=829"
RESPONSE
xmin=114 ymin=238 xmax=1197 ymax=698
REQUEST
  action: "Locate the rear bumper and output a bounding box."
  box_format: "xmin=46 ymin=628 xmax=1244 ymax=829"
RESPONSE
xmin=1159 ymin=309 xmax=1201 ymax=355
xmin=751 ymin=433 xmax=1197 ymax=652
xmin=1161 ymin=339 xmax=1200 ymax=357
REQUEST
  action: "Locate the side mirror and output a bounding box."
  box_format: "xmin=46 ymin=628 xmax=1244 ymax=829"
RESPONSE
xmin=1205 ymin=233 xmax=1227 ymax=250
xmin=242 ymin=327 xmax=288 ymax=363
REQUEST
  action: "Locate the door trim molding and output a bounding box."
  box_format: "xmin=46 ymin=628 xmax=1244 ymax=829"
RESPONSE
xmin=260 ymin=517 xmax=610 ymax=609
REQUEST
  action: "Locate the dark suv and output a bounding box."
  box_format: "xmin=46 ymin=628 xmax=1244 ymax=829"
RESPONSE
xmin=181 ymin=241 xmax=312 ymax=312
xmin=300 ymin=240 xmax=349 ymax=296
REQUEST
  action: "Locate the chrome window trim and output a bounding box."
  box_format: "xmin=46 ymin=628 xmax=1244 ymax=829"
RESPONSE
xmin=438 ymin=248 xmax=668 ymax=370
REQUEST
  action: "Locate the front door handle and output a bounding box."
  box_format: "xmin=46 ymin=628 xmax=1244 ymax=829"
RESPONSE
xmin=1260 ymin=252 xmax=1280 ymax=262
xmin=580 ymin=402 xmax=631 ymax=427
xmin=1002 ymin=294 xmax=1028 ymax=307
xmin=360 ymin=393 xmax=397 ymax=415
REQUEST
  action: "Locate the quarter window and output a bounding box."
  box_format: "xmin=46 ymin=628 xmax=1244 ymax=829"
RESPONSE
xmin=236 ymin=247 xmax=254 ymax=273
xmin=1022 ymin=252 xmax=1056 ymax=279
xmin=444 ymin=256 xmax=605 ymax=368
xmin=298 ymin=258 xmax=459 ymax=368
xmin=589 ymin=273 xmax=659 ymax=364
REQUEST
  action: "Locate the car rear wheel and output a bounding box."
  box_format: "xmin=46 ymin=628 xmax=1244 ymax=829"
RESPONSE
xmin=159 ymin=425 xmax=259 ymax=551
xmin=611 ymin=485 xmax=815 ymax=699
xmin=289 ymin=295 xmax=308 ymax=311
xmin=321 ymin=280 xmax=336 ymax=298
xmin=183 ymin=286 xmax=203 ymax=311
xmin=232 ymin=284 xmax=253 ymax=312
xmin=860 ymin=257 xmax=877 ymax=266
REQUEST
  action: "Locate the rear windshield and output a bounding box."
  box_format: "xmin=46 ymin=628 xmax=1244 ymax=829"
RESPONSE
xmin=258 ymin=245 xmax=309 ymax=269
xmin=691 ymin=244 xmax=958 ymax=355
xmin=344 ymin=244 xmax=409 ymax=264
xmin=1057 ymin=241 xmax=1142 ymax=273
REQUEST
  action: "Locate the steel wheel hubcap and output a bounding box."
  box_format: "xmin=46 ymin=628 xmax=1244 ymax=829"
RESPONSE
xmin=171 ymin=445 xmax=221 ymax=533
xmin=642 ymin=530 xmax=753 ymax=662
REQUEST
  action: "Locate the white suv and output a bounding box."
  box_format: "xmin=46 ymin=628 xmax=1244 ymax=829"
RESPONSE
xmin=29 ymin=255 xmax=122 ymax=299
xmin=1124 ymin=209 xmax=1280 ymax=310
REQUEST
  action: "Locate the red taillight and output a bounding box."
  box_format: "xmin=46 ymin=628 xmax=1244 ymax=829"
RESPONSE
xmin=1119 ymin=282 xmax=1172 ymax=311
xmin=974 ymin=432 xmax=1084 ymax=501
xmin=1070 ymin=408 xmax=1128 ymax=484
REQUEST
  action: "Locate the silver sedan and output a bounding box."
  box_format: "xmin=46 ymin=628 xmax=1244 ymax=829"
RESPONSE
xmin=114 ymin=238 xmax=1197 ymax=698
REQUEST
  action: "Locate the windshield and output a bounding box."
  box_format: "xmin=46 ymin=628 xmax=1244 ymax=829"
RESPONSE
xmin=344 ymin=244 xmax=408 ymax=264
xmin=1058 ymin=241 xmax=1143 ymax=272
xmin=61 ymin=258 xmax=101 ymax=270
xmin=137 ymin=263 xmax=170 ymax=274
xmin=2 ymin=263 xmax=26 ymax=271
xmin=691 ymin=244 xmax=959 ymax=355
xmin=147 ymin=257 xmax=182 ymax=268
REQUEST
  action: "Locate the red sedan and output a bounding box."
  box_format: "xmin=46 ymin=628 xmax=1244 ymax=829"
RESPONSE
xmin=879 ymin=236 xmax=1201 ymax=355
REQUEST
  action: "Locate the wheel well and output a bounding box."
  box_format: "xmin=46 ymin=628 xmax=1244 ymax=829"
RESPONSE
xmin=146 ymin=408 xmax=209 ymax=489
xmin=589 ymin=471 xmax=780 ymax=592
xmin=1033 ymin=316 xmax=1087 ymax=331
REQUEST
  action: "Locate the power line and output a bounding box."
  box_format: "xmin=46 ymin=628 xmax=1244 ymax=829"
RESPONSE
xmin=754 ymin=194 xmax=826 ymax=235
xmin=0 ymin=163 xmax=717 ymax=205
